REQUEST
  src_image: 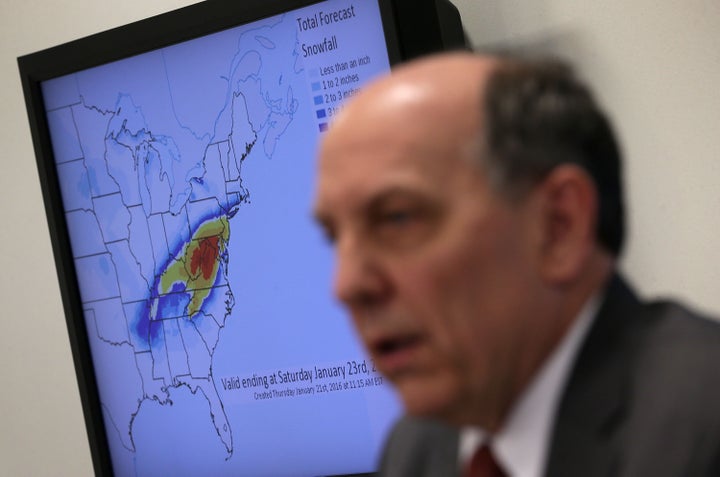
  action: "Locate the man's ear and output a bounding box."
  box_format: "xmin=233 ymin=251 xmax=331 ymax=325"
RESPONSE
xmin=535 ymin=164 xmax=599 ymax=285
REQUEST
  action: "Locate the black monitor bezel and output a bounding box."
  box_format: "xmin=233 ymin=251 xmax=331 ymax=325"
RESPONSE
xmin=17 ymin=0 xmax=464 ymax=475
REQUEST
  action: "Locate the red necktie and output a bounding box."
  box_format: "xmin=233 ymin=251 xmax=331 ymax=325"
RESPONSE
xmin=464 ymin=445 xmax=507 ymax=477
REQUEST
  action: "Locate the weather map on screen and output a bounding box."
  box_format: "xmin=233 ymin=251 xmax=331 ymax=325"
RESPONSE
xmin=41 ymin=0 xmax=400 ymax=475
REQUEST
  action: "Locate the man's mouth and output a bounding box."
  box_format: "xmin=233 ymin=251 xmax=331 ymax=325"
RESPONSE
xmin=371 ymin=333 xmax=423 ymax=374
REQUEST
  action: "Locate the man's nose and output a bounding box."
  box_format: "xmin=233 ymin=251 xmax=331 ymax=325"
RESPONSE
xmin=333 ymin=234 xmax=388 ymax=310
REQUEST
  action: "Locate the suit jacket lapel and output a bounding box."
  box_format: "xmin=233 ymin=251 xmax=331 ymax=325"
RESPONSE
xmin=379 ymin=416 xmax=460 ymax=477
xmin=424 ymin=428 xmax=460 ymax=477
xmin=544 ymin=275 xmax=643 ymax=477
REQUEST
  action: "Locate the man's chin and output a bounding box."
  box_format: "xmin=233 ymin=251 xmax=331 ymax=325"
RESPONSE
xmin=395 ymin=378 xmax=463 ymax=422
xmin=396 ymin=381 xmax=494 ymax=428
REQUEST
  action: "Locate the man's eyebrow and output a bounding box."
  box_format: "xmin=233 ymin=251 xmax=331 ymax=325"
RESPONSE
xmin=312 ymin=186 xmax=435 ymax=226
xmin=365 ymin=186 xmax=435 ymax=211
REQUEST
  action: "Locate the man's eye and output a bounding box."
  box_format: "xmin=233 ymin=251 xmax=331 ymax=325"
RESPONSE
xmin=379 ymin=209 xmax=416 ymax=226
xmin=366 ymin=194 xmax=440 ymax=249
xmin=373 ymin=207 xmax=431 ymax=243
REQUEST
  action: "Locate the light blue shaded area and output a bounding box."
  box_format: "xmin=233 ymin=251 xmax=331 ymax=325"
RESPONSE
xmin=72 ymin=104 xmax=119 ymax=197
xmin=66 ymin=209 xmax=106 ymax=257
xmin=75 ymin=253 xmax=120 ymax=303
xmin=56 ymin=160 xmax=93 ymax=211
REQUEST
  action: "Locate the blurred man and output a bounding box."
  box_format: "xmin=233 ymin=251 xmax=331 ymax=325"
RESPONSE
xmin=312 ymin=52 xmax=720 ymax=477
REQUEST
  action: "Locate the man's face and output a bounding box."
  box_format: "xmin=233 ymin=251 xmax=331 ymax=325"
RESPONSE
xmin=313 ymin=73 xmax=544 ymax=427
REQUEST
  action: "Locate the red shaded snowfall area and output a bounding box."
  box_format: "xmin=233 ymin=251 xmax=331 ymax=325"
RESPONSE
xmin=190 ymin=235 xmax=220 ymax=280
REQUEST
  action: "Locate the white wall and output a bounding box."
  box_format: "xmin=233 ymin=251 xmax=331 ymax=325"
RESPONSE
xmin=467 ymin=0 xmax=720 ymax=317
xmin=1 ymin=0 xmax=718 ymax=475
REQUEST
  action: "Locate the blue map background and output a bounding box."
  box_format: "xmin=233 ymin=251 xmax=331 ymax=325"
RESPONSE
xmin=40 ymin=1 xmax=400 ymax=475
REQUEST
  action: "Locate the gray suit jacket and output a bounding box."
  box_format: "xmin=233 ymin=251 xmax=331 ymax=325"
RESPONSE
xmin=378 ymin=276 xmax=720 ymax=476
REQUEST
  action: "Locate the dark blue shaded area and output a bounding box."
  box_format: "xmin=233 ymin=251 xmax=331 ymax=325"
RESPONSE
xmin=149 ymin=320 xmax=164 ymax=348
xmin=132 ymin=301 xmax=153 ymax=350
xmin=156 ymin=290 xmax=192 ymax=319
xmin=170 ymin=282 xmax=186 ymax=294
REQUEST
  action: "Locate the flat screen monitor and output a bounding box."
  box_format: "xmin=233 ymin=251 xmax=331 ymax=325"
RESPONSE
xmin=18 ymin=0 xmax=465 ymax=475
